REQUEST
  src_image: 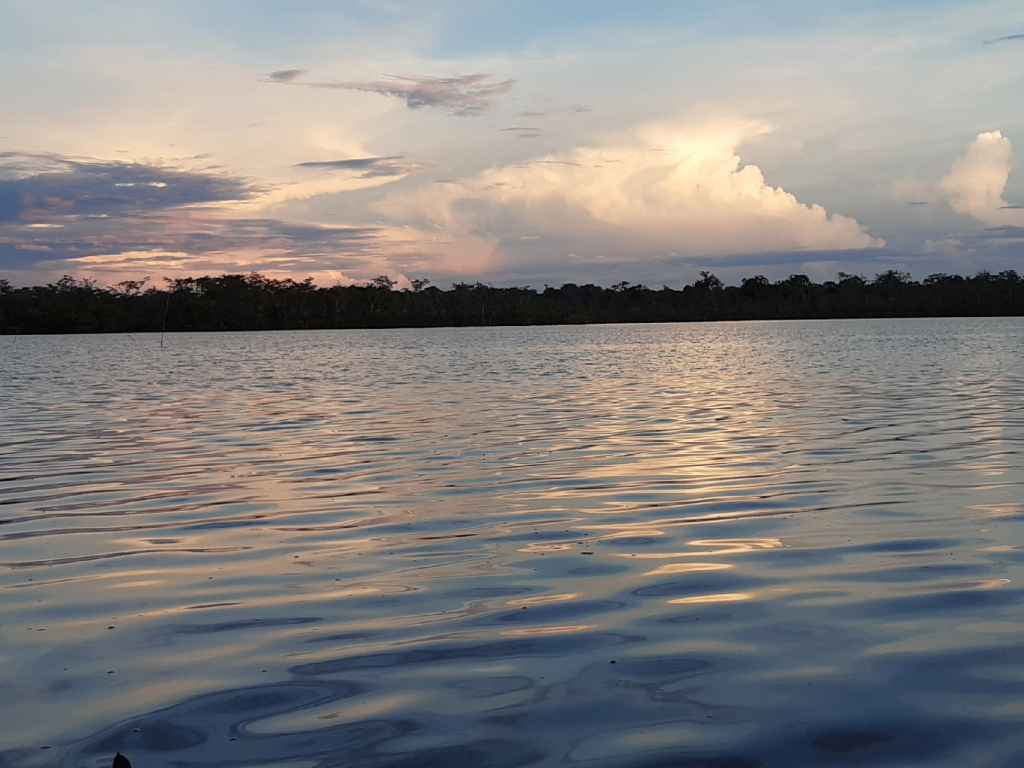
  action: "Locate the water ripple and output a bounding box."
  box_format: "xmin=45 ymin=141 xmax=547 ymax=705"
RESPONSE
xmin=2 ymin=319 xmax=1024 ymax=767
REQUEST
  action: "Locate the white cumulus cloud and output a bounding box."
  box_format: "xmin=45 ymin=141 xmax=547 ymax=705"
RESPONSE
xmin=940 ymin=131 xmax=1024 ymax=226
xmin=376 ymin=121 xmax=883 ymax=271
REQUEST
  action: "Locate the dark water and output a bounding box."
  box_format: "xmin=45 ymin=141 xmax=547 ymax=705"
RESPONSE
xmin=2 ymin=319 xmax=1024 ymax=767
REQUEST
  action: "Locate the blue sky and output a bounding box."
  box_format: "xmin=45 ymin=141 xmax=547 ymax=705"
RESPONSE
xmin=1 ymin=0 xmax=1022 ymax=288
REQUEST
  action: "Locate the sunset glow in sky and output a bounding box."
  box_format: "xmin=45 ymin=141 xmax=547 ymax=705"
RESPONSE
xmin=2 ymin=0 xmax=1023 ymax=287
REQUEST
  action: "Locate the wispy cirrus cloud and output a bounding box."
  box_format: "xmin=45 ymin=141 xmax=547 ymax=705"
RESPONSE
xmin=245 ymin=154 xmax=442 ymax=206
xmin=264 ymin=71 xmax=515 ymax=115
xmin=984 ymin=33 xmax=1024 ymax=44
xmin=500 ymin=126 xmax=542 ymax=139
xmin=293 ymin=155 xmax=440 ymax=178
xmin=516 ymin=104 xmax=592 ymax=118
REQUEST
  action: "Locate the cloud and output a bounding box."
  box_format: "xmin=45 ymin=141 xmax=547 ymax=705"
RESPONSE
xmin=500 ymin=126 xmax=542 ymax=139
xmin=923 ymin=238 xmax=966 ymax=254
xmin=984 ymin=33 xmax=1024 ymax=44
xmin=0 ymin=150 xmax=498 ymax=285
xmin=0 ymin=151 xmax=493 ymax=285
xmin=294 ymin=155 xmax=439 ymax=178
xmin=0 ymin=151 xmax=387 ymax=281
xmin=939 ymin=131 xmax=1024 ymax=226
xmin=266 ymin=69 xmax=308 ymax=82
xmin=912 ymin=225 xmax=1024 ymax=275
xmin=245 ymin=155 xmax=441 ymax=207
xmin=0 ymin=209 xmax=379 ymax=266
xmin=517 ymin=104 xmax=593 ymax=118
xmin=0 ymin=152 xmax=258 ymax=224
xmin=6 ymin=215 xmax=496 ymax=288
xmin=266 ymin=71 xmax=515 ymax=115
xmin=376 ymin=120 xmax=883 ymax=272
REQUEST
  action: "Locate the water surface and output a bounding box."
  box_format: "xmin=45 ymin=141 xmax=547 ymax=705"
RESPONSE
xmin=3 ymin=319 xmax=1024 ymax=767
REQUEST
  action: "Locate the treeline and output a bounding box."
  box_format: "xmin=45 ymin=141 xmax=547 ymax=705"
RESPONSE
xmin=1 ymin=269 xmax=1023 ymax=334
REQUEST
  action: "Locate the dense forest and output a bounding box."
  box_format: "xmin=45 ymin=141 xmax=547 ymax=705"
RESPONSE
xmin=1 ymin=269 xmax=1023 ymax=334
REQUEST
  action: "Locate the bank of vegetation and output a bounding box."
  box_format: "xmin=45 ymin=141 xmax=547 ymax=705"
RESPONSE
xmin=1 ymin=269 xmax=1023 ymax=334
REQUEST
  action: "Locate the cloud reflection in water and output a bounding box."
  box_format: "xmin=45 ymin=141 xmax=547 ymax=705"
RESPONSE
xmin=3 ymin=320 xmax=1024 ymax=766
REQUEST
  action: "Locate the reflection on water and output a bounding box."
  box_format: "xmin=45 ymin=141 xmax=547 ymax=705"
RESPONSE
xmin=2 ymin=318 xmax=1024 ymax=767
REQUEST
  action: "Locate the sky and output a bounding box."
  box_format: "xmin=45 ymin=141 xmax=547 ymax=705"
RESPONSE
xmin=1 ymin=0 xmax=1023 ymax=289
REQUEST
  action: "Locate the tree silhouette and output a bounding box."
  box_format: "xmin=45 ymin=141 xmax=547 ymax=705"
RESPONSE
xmin=2 ymin=268 xmax=1023 ymax=334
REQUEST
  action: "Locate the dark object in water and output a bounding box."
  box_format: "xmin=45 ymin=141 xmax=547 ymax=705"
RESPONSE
xmin=113 ymin=751 xmax=132 ymax=768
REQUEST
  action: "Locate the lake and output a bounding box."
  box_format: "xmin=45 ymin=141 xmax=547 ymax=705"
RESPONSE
xmin=2 ymin=318 xmax=1024 ymax=767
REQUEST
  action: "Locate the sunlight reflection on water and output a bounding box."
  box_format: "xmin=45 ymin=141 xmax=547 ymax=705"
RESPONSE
xmin=2 ymin=318 xmax=1024 ymax=767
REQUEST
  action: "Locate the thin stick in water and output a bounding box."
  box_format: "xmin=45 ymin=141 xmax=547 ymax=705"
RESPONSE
xmin=160 ymin=289 xmax=170 ymax=347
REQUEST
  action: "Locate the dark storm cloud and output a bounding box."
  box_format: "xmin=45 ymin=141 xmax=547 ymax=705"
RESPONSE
xmin=294 ymin=155 xmax=439 ymax=177
xmin=266 ymin=71 xmax=515 ymax=115
xmin=0 ymin=212 xmax=383 ymax=271
xmin=0 ymin=152 xmax=258 ymax=224
xmin=0 ymin=151 xmax=386 ymax=275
